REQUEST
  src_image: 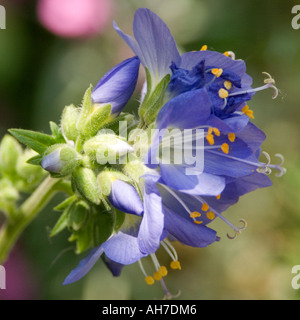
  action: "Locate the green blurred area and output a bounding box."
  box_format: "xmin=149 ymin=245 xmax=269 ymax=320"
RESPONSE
xmin=0 ymin=0 xmax=300 ymax=300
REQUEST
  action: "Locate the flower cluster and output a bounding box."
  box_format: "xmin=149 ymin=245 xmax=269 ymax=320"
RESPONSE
xmin=9 ymin=8 xmax=285 ymax=298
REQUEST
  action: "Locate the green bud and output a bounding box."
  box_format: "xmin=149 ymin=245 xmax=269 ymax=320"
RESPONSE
xmin=72 ymin=167 xmax=101 ymax=204
xmin=16 ymin=150 xmax=46 ymax=181
xmin=61 ymin=105 xmax=80 ymax=142
xmin=41 ymin=144 xmax=81 ymax=176
xmin=122 ymin=157 xmax=147 ymax=183
xmin=76 ymin=86 xmax=112 ymax=137
xmin=67 ymin=200 xmax=90 ymax=231
xmin=83 ymin=134 xmax=133 ymax=165
xmin=0 ymin=135 xmax=22 ymax=177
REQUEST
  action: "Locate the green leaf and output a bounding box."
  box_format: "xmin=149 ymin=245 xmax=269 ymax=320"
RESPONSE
xmin=67 ymin=201 xmax=90 ymax=231
xmin=50 ymin=209 xmax=68 ymax=237
xmin=9 ymin=129 xmax=57 ymax=154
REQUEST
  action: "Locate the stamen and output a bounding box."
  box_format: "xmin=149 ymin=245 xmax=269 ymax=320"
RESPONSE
xmin=223 ymin=51 xmax=236 ymax=59
xmin=224 ymin=80 xmax=232 ymax=90
xmin=221 ymin=143 xmax=229 ymax=154
xmin=206 ymin=133 xmax=215 ymax=145
xmin=242 ymin=105 xmax=255 ymax=119
xmin=201 ymin=203 xmax=209 ymax=212
xmin=161 ymin=239 xmax=178 ymax=261
xmin=138 ymin=259 xmax=155 ymax=285
xmin=216 ymin=194 xmax=221 ymax=199
xmin=219 ymin=88 xmax=229 ymax=99
xmin=193 ymin=220 xmax=203 ymax=225
xmin=190 ymin=211 xmax=201 ymax=218
xmin=206 ymin=211 xmax=215 ymax=220
xmin=192 ymin=195 xmax=247 ymax=239
xmin=200 ymin=45 xmax=208 ymax=51
xmin=211 ymin=68 xmax=223 ymax=78
xmin=228 ymin=132 xmax=236 ymax=142
xmin=170 ymin=260 xmax=182 ymax=270
xmin=212 ymin=127 xmax=220 ymax=136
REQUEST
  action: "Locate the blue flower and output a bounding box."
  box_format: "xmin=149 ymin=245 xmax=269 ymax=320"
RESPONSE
xmin=91 ymin=56 xmax=140 ymax=116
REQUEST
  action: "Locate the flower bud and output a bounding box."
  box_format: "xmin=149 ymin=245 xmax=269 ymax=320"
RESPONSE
xmin=61 ymin=105 xmax=80 ymax=142
xmin=83 ymin=134 xmax=133 ymax=165
xmin=91 ymin=56 xmax=140 ymax=116
xmin=72 ymin=167 xmax=101 ymax=204
xmin=67 ymin=200 xmax=90 ymax=231
xmin=41 ymin=144 xmax=81 ymax=176
xmin=0 ymin=135 xmax=22 ymax=177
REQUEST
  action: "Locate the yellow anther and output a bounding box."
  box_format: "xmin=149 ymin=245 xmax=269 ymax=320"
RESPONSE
xmin=221 ymin=143 xmax=229 ymax=154
xmin=190 ymin=211 xmax=201 ymax=218
xmin=206 ymin=133 xmax=215 ymax=145
xmin=211 ymin=68 xmax=223 ymax=78
xmin=201 ymin=203 xmax=209 ymax=212
xmin=223 ymin=51 xmax=230 ymax=56
xmin=200 ymin=45 xmax=207 ymax=51
xmin=216 ymin=194 xmax=221 ymax=200
xmin=170 ymin=260 xmax=182 ymax=270
xmin=218 ymin=88 xmax=229 ymax=99
xmin=224 ymin=80 xmax=232 ymax=90
xmin=145 ymin=276 xmax=155 ymax=285
xmin=159 ymin=266 xmax=168 ymax=277
xmin=193 ymin=220 xmax=203 ymax=225
xmin=206 ymin=211 xmax=216 ymax=220
xmin=242 ymin=105 xmax=255 ymax=119
xmin=228 ymin=132 xmax=236 ymax=142
xmin=212 ymin=127 xmax=220 ymax=136
xmin=153 ymin=271 xmax=162 ymax=281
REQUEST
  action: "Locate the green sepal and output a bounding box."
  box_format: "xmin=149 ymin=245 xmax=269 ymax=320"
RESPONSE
xmin=26 ymin=154 xmax=44 ymax=166
xmin=66 ymin=200 xmax=90 ymax=232
xmin=50 ymin=209 xmax=69 ymax=237
xmin=139 ymin=69 xmax=170 ymax=125
xmin=69 ymin=205 xmax=115 ymax=254
xmin=76 ymin=86 xmax=112 ymax=137
xmin=9 ymin=128 xmax=57 ymax=154
xmin=61 ymin=105 xmax=80 ymax=142
xmin=50 ymin=121 xmax=65 ymax=144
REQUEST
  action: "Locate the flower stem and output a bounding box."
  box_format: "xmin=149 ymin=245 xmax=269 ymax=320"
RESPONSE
xmin=0 ymin=175 xmax=63 ymax=264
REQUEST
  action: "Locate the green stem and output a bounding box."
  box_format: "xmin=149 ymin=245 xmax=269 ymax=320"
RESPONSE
xmin=0 ymin=175 xmax=63 ymax=264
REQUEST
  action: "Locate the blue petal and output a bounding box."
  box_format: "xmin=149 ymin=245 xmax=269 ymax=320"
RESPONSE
xmin=63 ymin=246 xmax=104 ymax=285
xmin=138 ymin=175 xmax=164 ymax=254
xmin=114 ymin=8 xmax=181 ymax=85
xmin=163 ymin=206 xmax=219 ymax=247
xmin=160 ymin=165 xmax=225 ymax=196
xmin=108 ymin=179 xmax=143 ymax=216
xmin=102 ymin=232 xmax=146 ymax=265
xmin=91 ymin=56 xmax=140 ymax=115
xmin=157 ymin=88 xmax=212 ymax=130
xmin=103 ymin=256 xmax=124 ymax=277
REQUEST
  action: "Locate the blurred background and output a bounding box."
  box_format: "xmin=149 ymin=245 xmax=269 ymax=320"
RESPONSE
xmin=0 ymin=0 xmax=300 ymax=300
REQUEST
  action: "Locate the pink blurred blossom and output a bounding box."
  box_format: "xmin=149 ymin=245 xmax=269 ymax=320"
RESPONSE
xmin=0 ymin=245 xmax=39 ymax=300
xmin=37 ymin=0 xmax=114 ymax=38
